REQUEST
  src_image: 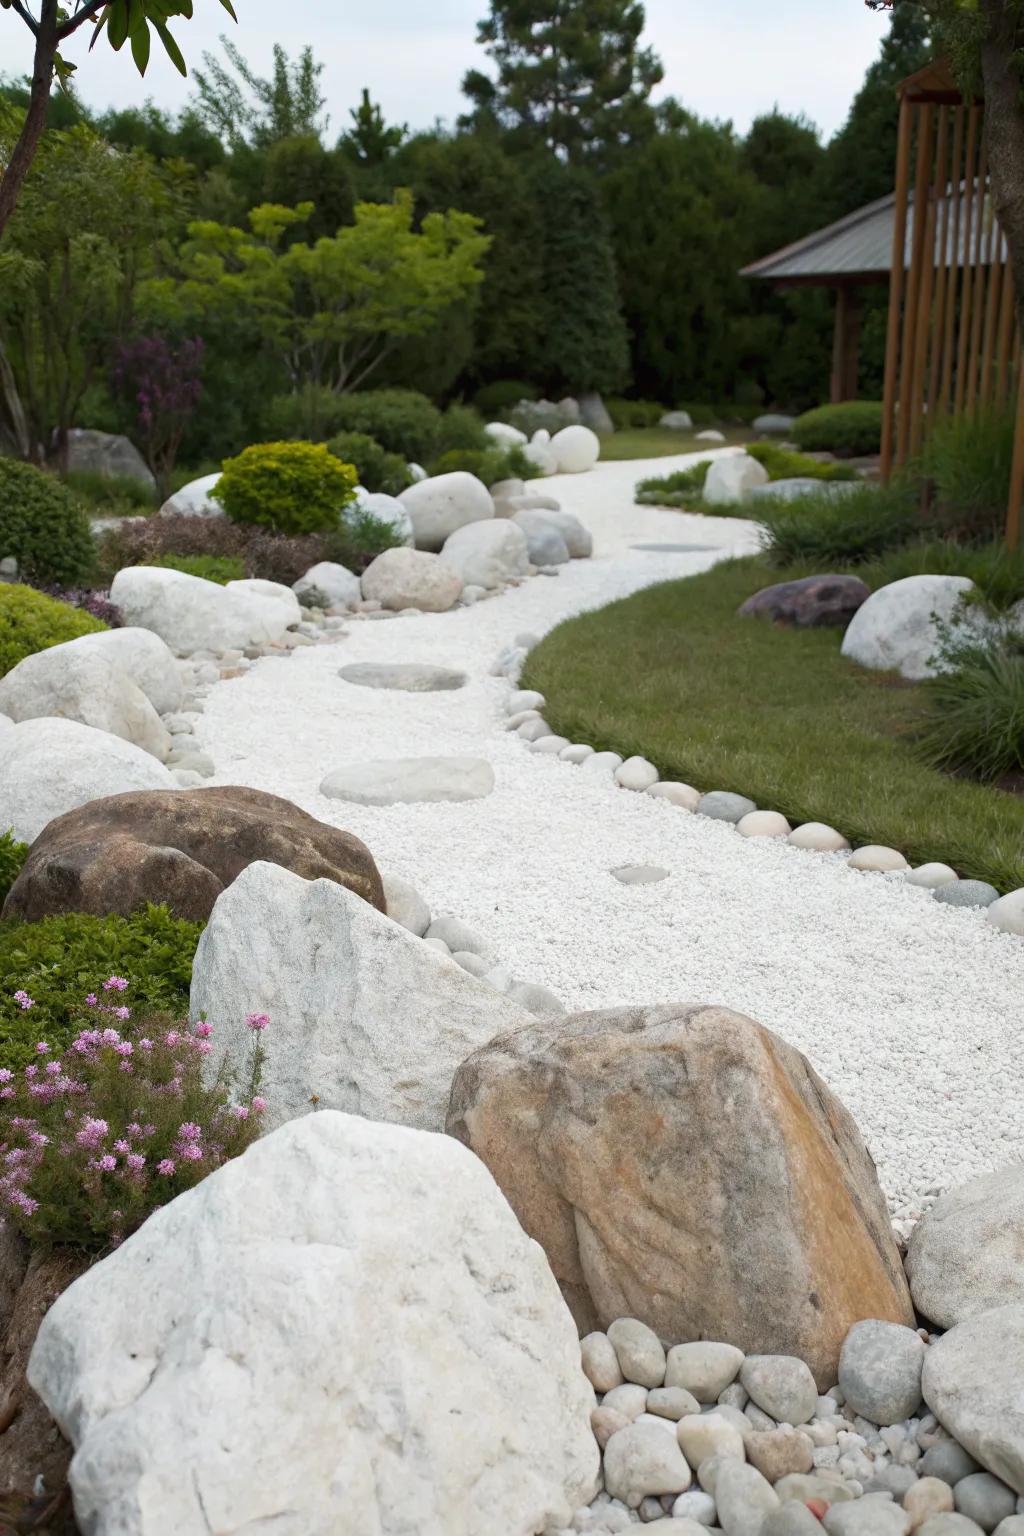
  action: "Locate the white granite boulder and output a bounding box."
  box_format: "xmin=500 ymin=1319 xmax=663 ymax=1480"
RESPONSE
xmin=840 ymin=575 xmax=982 ymax=681
xmin=439 ymin=519 xmax=529 ymax=589
xmin=191 ymin=861 xmax=531 ymax=1131
xmin=703 ymin=453 xmax=770 ymax=505
xmin=0 ymin=644 xmax=171 ymax=760
xmin=360 ymin=547 xmax=463 ymax=612
xmin=523 ymin=437 xmax=559 ymax=476
xmin=0 ymin=718 xmax=175 ymax=844
xmin=61 ymin=627 xmax=183 ymax=715
xmin=551 ymin=425 xmax=600 ymax=474
xmin=110 ymin=566 xmax=291 ymax=653
xmin=293 ymin=561 xmax=362 ymax=609
xmin=27 ymin=1112 xmax=599 ymax=1536
xmin=157 ymin=471 xmax=223 ymax=519
xmin=485 ymin=421 xmax=528 ymax=447
xmin=659 ymin=411 xmax=694 ymax=431
xmin=399 ymin=471 xmax=494 ymax=551
xmin=922 ymin=1304 xmax=1024 ymax=1494
xmin=226 ymin=578 xmax=301 ymax=631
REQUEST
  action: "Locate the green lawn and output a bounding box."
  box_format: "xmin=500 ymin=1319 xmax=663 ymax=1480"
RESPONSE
xmin=599 ymin=426 xmax=752 ymax=460
xmin=522 ymin=555 xmax=1024 ymax=892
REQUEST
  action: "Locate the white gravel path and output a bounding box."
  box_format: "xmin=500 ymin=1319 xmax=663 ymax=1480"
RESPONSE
xmin=196 ymin=453 xmax=1024 ymax=1223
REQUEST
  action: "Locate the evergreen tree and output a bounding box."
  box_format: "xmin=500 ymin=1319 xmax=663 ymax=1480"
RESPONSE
xmin=340 ymin=91 xmax=408 ymax=169
xmin=461 ymin=0 xmax=662 ymax=162
xmin=531 ymin=159 xmax=629 ymax=393
xmin=823 ymin=2 xmax=931 ymax=218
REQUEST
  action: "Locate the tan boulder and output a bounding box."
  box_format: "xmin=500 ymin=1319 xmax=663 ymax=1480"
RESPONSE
xmin=3 ymin=785 xmax=384 ymax=924
xmin=446 ymin=1004 xmax=913 ymax=1387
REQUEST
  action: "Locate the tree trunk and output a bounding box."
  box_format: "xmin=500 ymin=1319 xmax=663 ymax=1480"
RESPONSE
xmin=0 ymin=4 xmax=58 ymax=241
xmin=979 ymin=0 xmax=1024 ymax=341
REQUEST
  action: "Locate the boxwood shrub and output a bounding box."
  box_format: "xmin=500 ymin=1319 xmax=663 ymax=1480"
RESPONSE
xmin=0 ymin=583 xmax=108 ymax=678
xmin=326 ymin=431 xmax=412 ymax=496
xmin=791 ymin=402 xmax=884 ymax=457
xmin=329 ymin=390 xmax=443 ymax=464
xmin=212 ymin=441 xmax=358 ymax=535
xmin=0 ymin=458 xmax=96 ymax=586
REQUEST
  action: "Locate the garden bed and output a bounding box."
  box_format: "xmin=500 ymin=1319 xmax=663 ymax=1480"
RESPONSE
xmin=522 ymin=554 xmax=1024 ymax=891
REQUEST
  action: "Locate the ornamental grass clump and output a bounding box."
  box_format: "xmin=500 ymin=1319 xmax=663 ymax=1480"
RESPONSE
xmin=0 ymin=980 xmax=269 ymax=1254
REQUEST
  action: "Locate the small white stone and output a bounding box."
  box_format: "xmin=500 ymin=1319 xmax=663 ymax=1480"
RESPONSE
xmin=531 ymin=735 xmax=571 ymax=754
xmin=560 ymin=744 xmax=594 ymax=763
xmin=602 ymin=1422 xmax=692 ymax=1508
xmin=607 ymin=1318 xmax=667 ymax=1389
xmin=737 ymin=810 xmax=792 ymax=839
xmin=647 ymin=782 xmax=701 ymax=811
xmin=508 ymin=689 xmax=546 ymax=714
xmin=615 ymin=756 xmax=660 ymax=792
xmin=904 ymin=863 xmax=959 ymax=889
xmin=677 ymin=1413 xmax=746 ymax=1467
xmin=581 ymin=751 xmax=624 ymax=775
xmin=581 ymin=1333 xmax=625 ymax=1394
xmin=987 ymin=889 xmax=1024 ymax=936
xmin=602 ymin=1384 xmax=649 ymax=1422
xmin=787 ymin=823 xmax=851 ymax=852
xmin=848 ymin=845 xmax=909 ymax=873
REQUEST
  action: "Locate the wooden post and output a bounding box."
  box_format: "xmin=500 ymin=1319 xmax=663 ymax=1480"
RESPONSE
xmin=938 ymin=106 xmax=965 ymax=416
xmin=897 ymin=104 xmax=935 ymax=465
xmin=994 ymin=262 xmax=1016 ymax=403
xmin=954 ymin=106 xmax=981 ymax=415
xmin=909 ymin=105 xmax=946 ymax=460
xmin=964 ymin=133 xmax=990 ymax=414
xmin=830 ymin=286 xmax=861 ymax=402
xmin=881 ymin=95 xmax=915 ymax=481
xmin=1007 ymin=382 xmax=1024 ymax=549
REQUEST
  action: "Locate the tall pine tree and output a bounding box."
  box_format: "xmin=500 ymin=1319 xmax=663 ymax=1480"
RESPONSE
xmin=461 ymin=0 xmax=662 ymax=162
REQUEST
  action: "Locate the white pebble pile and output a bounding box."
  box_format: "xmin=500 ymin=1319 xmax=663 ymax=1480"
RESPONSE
xmin=195 ymin=453 xmax=1024 ymax=1227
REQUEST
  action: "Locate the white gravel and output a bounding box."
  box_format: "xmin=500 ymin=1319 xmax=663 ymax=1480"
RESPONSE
xmin=197 ymin=453 xmax=1024 ymax=1223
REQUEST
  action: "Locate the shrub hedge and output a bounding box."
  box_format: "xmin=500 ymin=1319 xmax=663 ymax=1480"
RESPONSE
xmin=329 ymin=390 xmax=443 ymax=464
xmin=0 ymin=458 xmax=96 ymax=587
xmin=791 ymin=401 xmax=884 ymax=457
xmin=326 ymin=431 xmax=412 ymax=496
xmin=0 ymin=583 xmax=108 ymax=678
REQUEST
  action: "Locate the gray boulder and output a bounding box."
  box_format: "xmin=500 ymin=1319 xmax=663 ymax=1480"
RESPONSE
xmin=63 ymin=428 xmax=155 ymax=492
xmin=753 ymin=414 xmax=797 ymax=435
xmin=699 ymin=790 xmax=757 ymax=823
xmin=933 ymin=880 xmax=1000 ymax=909
xmin=659 ymin=411 xmax=694 ymax=431
xmin=578 ymin=392 xmax=614 ymax=433
xmin=511 ymin=511 xmax=570 ymax=567
xmin=838 ymin=1320 xmax=925 ymax=1424
xmin=0 ymin=643 xmax=171 ymax=760
xmin=906 ymin=1163 xmax=1024 ymax=1328
xmin=922 ymin=1304 xmax=1024 ymax=1495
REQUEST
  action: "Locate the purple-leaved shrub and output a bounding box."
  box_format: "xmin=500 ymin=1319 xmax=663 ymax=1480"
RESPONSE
xmin=0 ymin=979 xmax=268 ymax=1254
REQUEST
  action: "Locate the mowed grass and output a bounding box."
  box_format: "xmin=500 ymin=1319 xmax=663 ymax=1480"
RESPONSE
xmin=522 ymin=556 xmax=1024 ymax=891
xmin=599 ymin=426 xmax=752 ymax=460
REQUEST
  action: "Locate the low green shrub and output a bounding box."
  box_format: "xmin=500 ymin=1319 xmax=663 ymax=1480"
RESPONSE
xmin=430 ymin=445 xmax=533 ymax=485
xmin=329 ymin=389 xmax=443 ymax=463
xmin=0 ymin=583 xmax=108 ymax=678
xmin=925 ymin=405 xmax=1016 ymax=543
xmin=917 ymin=634 xmax=1024 ymax=784
xmin=0 ymin=458 xmax=96 ymax=587
xmin=791 ymin=401 xmax=884 ymax=457
xmin=758 ymin=483 xmax=919 ymax=567
xmin=606 ymin=399 xmax=666 ymax=430
xmin=473 ymin=379 xmax=540 ymax=418
xmin=326 ymin=431 xmax=412 ymax=496
xmin=746 ymin=442 xmax=858 ymax=483
xmin=0 ymin=831 xmax=29 ymax=907
xmin=212 ymin=441 xmax=358 ymax=536
xmin=437 ymin=404 xmax=489 ymax=455
xmin=262 ymin=385 xmax=353 ymax=443
xmin=635 ymin=462 xmax=711 ymax=506
xmin=62 ymin=469 xmax=155 ymax=514
xmin=0 ymin=905 xmax=201 ymax=1071
xmin=151 ymin=552 xmax=247 ymax=584
xmin=863 ymin=539 xmax=1024 ymax=614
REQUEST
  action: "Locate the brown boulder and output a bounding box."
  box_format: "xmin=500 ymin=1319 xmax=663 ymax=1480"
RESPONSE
xmin=738 ymin=574 xmax=870 ymax=628
xmin=3 ymin=785 xmax=384 ymax=924
xmin=446 ymin=1004 xmax=913 ymax=1388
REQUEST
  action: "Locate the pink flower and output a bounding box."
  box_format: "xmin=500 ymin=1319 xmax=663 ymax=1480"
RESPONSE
xmin=23 ymin=1066 xmax=37 ymax=1080
xmin=34 ymin=1042 xmax=49 ymax=1054
xmin=96 ymin=1154 xmax=117 ymax=1173
xmin=84 ymin=994 xmax=98 ymax=1007
xmin=126 ymin=1153 xmax=145 ymax=1172
xmin=0 ymin=1070 xmax=12 ymax=1084
xmin=13 ymin=991 xmax=34 ymax=1011
xmin=119 ymin=1062 xmax=133 ymax=1074
xmin=103 ymin=976 xmax=129 ymax=992
xmin=28 ymin=1131 xmax=48 ymax=1148
xmin=245 ymin=1013 xmax=269 ymax=1032
xmin=44 ymin=1060 xmax=61 ymax=1075
xmin=113 ymin=1139 xmax=130 ymax=1154
xmin=156 ymin=1158 xmax=176 ymax=1176
xmin=251 ymin=1097 xmax=267 ymax=1113
xmin=192 ymin=1021 xmax=213 ymax=1039
xmin=0 ymin=1090 xmax=14 ymax=1102
xmin=138 ymin=1039 xmax=153 ymax=1052
xmin=164 ymin=1031 xmax=181 ymax=1047
xmin=143 ymin=1124 xmax=156 ymax=1138
xmin=194 ymin=1041 xmax=212 ymax=1056
xmin=179 ymin=1142 xmax=203 ymax=1162
xmin=101 ymin=1028 xmax=121 ymax=1046
xmin=75 ymin=1117 xmax=109 ymax=1151
xmin=126 ymin=1123 xmax=142 ymax=1138
xmin=11 ymin=1192 xmax=38 ymax=1216
xmin=234 ymin=1105 xmax=250 ymax=1120
xmin=177 ymin=1122 xmax=201 ymax=1142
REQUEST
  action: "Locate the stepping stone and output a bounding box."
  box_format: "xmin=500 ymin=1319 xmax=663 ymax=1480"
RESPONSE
xmin=339 ymin=663 xmax=466 ymax=692
xmin=630 ymin=543 xmax=721 ymax=554
xmin=611 ymin=865 xmax=669 ymax=885
xmin=321 ymin=757 xmax=494 ymax=806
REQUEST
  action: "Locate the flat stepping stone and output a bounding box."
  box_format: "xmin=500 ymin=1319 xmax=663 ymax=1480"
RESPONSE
xmin=630 ymin=543 xmax=720 ymax=554
xmin=320 ymin=757 xmax=494 ymax=806
xmin=339 ymin=663 xmax=466 ymax=692
xmin=611 ymin=865 xmax=669 ymax=885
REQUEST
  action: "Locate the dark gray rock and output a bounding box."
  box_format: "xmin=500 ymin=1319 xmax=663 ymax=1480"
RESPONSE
xmin=738 ymin=574 xmax=870 ymax=629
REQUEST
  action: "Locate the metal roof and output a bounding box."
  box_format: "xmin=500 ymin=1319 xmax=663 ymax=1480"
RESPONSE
xmin=741 ymin=182 xmax=1006 ymax=286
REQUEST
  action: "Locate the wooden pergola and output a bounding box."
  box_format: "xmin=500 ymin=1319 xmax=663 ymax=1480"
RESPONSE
xmin=881 ymin=59 xmax=1022 ymax=547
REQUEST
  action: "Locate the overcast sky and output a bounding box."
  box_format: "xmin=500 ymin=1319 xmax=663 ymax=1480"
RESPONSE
xmin=2 ymin=1 xmax=890 ymax=143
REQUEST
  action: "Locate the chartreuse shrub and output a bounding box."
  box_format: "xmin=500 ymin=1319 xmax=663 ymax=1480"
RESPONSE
xmin=0 ymin=583 xmax=108 ymax=678
xmin=326 ymin=431 xmax=412 ymax=496
xmin=212 ymin=442 xmax=357 ymax=536
xmin=746 ymin=442 xmax=857 ymax=482
xmin=792 ymin=401 xmax=884 ymax=457
xmin=0 ymin=832 xmax=28 ymax=907
xmin=0 ymin=990 xmax=267 ymax=1252
xmin=0 ymin=905 xmax=201 ymax=1071
xmin=329 ymin=389 xmax=443 ymax=464
xmin=0 ymin=458 xmax=96 ymax=586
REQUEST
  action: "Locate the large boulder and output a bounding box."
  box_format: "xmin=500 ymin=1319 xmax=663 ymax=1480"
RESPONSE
xmin=447 ymin=1003 xmax=913 ymax=1387
xmin=350 ymin=487 xmax=414 ymax=546
xmin=0 ymin=718 xmax=175 ymax=844
xmin=63 ymin=428 xmax=155 ymax=493
xmin=27 ymin=1112 xmax=599 ymax=1536
xmin=110 ymin=566 xmax=292 ymax=653
xmin=738 ymin=575 xmax=871 ymax=629
xmin=703 ymin=453 xmax=770 ymax=505
xmin=226 ymin=577 xmax=301 ymax=631
xmin=659 ymin=411 xmax=694 ymax=431
xmin=840 ymin=575 xmax=981 ymax=681
xmin=157 ymin=471 xmax=223 ymax=519
xmin=511 ymin=511 xmax=570 ymax=567
xmin=67 ymin=627 xmax=184 ymax=715
xmin=399 ymin=471 xmax=494 ymax=551
xmin=3 ymin=785 xmax=383 ymax=924
xmin=579 ymin=393 xmax=614 ymax=433
xmin=551 ymin=425 xmax=600 ymax=474
xmin=542 ymin=508 xmax=593 ymax=558
xmin=360 ymin=547 xmax=463 ymax=612
xmin=922 ymin=1304 xmax=1024 ymax=1495
xmin=439 ymin=519 xmax=529 ymax=589
xmin=192 ymin=862 xmax=533 ymax=1132
xmin=293 ymin=561 xmax=361 ymax=609
xmin=0 ymin=644 xmax=171 ymax=760
xmin=906 ymin=1163 xmax=1024 ymax=1329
